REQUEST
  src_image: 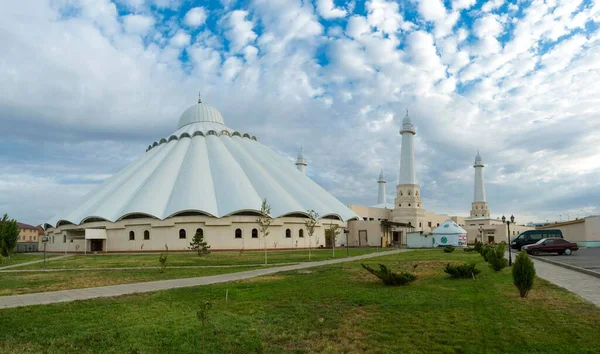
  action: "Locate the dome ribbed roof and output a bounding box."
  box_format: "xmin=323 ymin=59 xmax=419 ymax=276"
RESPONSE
xmin=46 ymin=100 xmax=358 ymax=227
xmin=178 ymin=103 xmax=225 ymax=128
xmin=432 ymin=220 xmax=467 ymax=235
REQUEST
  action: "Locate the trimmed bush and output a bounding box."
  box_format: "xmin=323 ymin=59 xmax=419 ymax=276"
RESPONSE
xmin=474 ymin=240 xmax=483 ymax=254
xmin=443 ymin=246 xmax=455 ymax=253
xmin=444 ymin=263 xmax=481 ymax=279
xmin=482 ymin=246 xmax=493 ymax=262
xmin=487 ymin=242 xmax=508 ymax=272
xmin=361 ymin=263 xmax=417 ymax=286
xmin=512 ymin=251 xmax=536 ymax=298
xmin=463 ymin=247 xmax=476 ymax=252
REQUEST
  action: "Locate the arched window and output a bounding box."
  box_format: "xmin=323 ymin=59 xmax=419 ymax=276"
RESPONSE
xmin=252 ymin=228 xmax=258 ymax=238
xmin=235 ymin=228 xmax=242 ymax=238
xmin=400 ymin=191 xmax=403 ymax=196
xmin=286 ymin=229 xmax=291 ymax=238
xmin=129 ymin=231 xmax=135 ymax=241
xmin=408 ymin=191 xmax=411 ymax=196
xmin=196 ymin=228 xmax=204 ymax=238
xmin=179 ymin=229 xmax=186 ymax=239
xmin=299 ymin=229 xmax=304 ymax=238
xmin=399 ymin=204 xmax=401 ymax=207
xmin=416 ymin=191 xmax=419 ymax=196
xmin=144 ymin=230 xmax=150 ymax=240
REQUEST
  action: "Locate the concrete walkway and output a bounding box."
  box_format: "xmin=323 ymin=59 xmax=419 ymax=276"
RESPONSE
xmin=509 ymin=251 xmax=600 ymax=307
xmin=0 ymin=249 xmax=405 ymax=309
xmin=0 ymin=255 xmax=74 ymax=270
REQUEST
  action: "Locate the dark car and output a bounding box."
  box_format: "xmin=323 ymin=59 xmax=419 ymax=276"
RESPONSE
xmin=522 ymin=238 xmax=578 ymax=256
xmin=510 ymin=229 xmax=563 ymax=250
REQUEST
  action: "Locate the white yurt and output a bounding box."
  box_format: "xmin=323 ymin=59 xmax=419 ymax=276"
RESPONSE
xmin=431 ymin=220 xmax=468 ymax=247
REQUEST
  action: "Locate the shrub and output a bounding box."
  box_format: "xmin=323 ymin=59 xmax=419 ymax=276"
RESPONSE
xmin=487 ymin=242 xmax=508 ymax=272
xmin=474 ymin=241 xmax=483 ymax=254
xmin=361 ymin=263 xmax=417 ymax=286
xmin=158 ymin=245 xmax=168 ymax=273
xmin=443 ymin=246 xmax=455 ymax=253
xmin=444 ymin=263 xmax=481 ymax=279
xmin=482 ymin=246 xmax=495 ymax=262
xmin=513 ymin=251 xmax=536 ymax=298
xmin=463 ymin=247 xmax=476 ymax=252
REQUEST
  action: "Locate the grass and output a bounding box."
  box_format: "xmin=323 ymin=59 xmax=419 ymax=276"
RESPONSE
xmin=0 ymin=266 xmax=269 ymax=296
xmin=1 ymin=250 xmax=599 ymax=353
xmin=17 ymin=248 xmax=378 ymax=270
xmin=0 ymin=253 xmax=44 ymax=267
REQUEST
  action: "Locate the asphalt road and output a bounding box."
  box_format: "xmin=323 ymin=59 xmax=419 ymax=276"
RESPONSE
xmin=529 ymin=247 xmax=600 ymax=272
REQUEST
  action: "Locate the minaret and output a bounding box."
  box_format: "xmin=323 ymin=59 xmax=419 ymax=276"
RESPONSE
xmin=470 ymin=151 xmax=490 ymax=218
xmin=295 ymin=148 xmax=307 ymax=174
xmin=377 ymin=169 xmax=386 ymax=205
xmin=393 ymin=110 xmax=424 ymax=225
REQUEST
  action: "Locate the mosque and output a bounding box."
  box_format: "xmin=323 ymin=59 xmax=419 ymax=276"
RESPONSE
xmin=43 ymin=97 xmax=531 ymax=253
xmin=347 ymin=111 xmax=532 ymax=247
xmin=42 ymin=96 xmax=357 ymax=253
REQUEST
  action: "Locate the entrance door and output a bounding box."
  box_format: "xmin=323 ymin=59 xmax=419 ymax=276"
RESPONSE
xmin=91 ymin=239 xmax=103 ymax=252
xmin=393 ymin=232 xmax=399 ymax=243
xmin=487 ymin=236 xmax=494 ymax=244
xmin=358 ymin=230 xmax=368 ymax=247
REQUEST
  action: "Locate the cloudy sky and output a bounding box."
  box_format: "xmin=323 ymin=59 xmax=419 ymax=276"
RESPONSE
xmin=1 ymin=0 xmax=599 ymax=225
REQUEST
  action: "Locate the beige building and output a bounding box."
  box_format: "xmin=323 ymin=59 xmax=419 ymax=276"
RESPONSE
xmin=348 ymin=113 xmax=532 ymax=247
xmin=17 ymin=222 xmax=39 ymax=243
xmin=537 ymin=216 xmax=600 ymax=247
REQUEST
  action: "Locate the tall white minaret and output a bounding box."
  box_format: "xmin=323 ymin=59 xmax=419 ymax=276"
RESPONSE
xmin=398 ymin=110 xmax=416 ymax=184
xmin=394 ymin=110 xmax=423 ymax=225
xmin=377 ymin=169 xmax=386 ymax=205
xmin=470 ymin=151 xmax=490 ymax=218
xmin=295 ymin=148 xmax=307 ymax=174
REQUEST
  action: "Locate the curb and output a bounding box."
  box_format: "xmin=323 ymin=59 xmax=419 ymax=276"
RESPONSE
xmin=527 ymin=253 xmax=600 ymax=279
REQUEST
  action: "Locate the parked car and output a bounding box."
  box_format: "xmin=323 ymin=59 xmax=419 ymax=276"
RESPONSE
xmin=510 ymin=229 xmax=563 ymax=250
xmin=522 ymin=238 xmax=578 ymax=256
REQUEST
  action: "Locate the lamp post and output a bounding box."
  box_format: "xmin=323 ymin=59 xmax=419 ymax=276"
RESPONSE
xmin=502 ymin=215 xmax=515 ymax=266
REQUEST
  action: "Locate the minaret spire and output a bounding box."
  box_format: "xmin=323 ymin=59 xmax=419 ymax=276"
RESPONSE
xmin=470 ymin=151 xmax=490 ymax=218
xmin=198 ymin=91 xmax=202 ymax=104
xmin=295 ymin=147 xmax=307 ymax=174
xmin=377 ymin=169 xmax=387 ymax=205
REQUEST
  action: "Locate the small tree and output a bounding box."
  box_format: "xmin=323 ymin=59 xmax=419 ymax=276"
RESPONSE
xmin=197 ymin=300 xmax=212 ymax=354
xmin=256 ymin=198 xmax=272 ymax=265
xmin=474 ymin=240 xmax=483 ymax=254
xmin=487 ymin=242 xmax=508 ymax=271
xmin=190 ymin=230 xmax=211 ymax=256
xmin=158 ymin=245 xmax=168 ymax=273
xmin=361 ymin=263 xmax=417 ymax=286
xmin=513 ymin=251 xmax=536 ymax=298
xmin=0 ymin=214 xmax=20 ymax=259
xmin=304 ymin=210 xmax=319 ymax=260
xmin=325 ymin=223 xmax=340 ymax=257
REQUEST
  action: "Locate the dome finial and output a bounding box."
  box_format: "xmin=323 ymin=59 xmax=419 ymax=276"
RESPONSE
xmin=198 ymin=91 xmax=202 ymax=104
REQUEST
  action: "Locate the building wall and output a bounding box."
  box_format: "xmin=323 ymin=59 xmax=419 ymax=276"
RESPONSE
xmin=347 ymin=220 xmax=384 ymax=247
xmin=18 ymin=227 xmax=39 ymax=243
xmin=538 ymin=216 xmax=600 ymax=246
xmin=44 ymin=215 xmax=344 ymax=252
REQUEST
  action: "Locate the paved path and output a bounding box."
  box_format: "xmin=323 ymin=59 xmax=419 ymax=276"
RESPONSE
xmin=0 ymin=249 xmax=405 ymax=309
xmin=530 ymin=248 xmax=600 ymax=276
xmin=0 ymin=255 xmax=74 ymax=270
xmin=0 ymin=263 xmax=296 ymax=273
xmin=508 ymin=251 xmax=600 ymax=307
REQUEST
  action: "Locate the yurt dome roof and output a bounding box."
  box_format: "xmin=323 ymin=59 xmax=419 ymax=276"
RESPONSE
xmin=432 ymin=220 xmax=467 ymax=235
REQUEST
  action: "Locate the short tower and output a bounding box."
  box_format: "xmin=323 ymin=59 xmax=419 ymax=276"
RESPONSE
xmin=295 ymin=148 xmax=307 ymax=174
xmin=470 ymin=151 xmax=490 ymax=218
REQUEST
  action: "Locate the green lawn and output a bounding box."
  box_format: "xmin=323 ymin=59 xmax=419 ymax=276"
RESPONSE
xmin=0 ymin=266 xmax=270 ymax=296
xmin=1 ymin=250 xmax=598 ymax=353
xmin=18 ymin=248 xmax=377 ymax=269
xmin=0 ymin=253 xmax=44 ymax=267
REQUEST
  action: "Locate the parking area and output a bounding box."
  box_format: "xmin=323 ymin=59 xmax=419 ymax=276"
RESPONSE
xmin=531 ymin=247 xmax=600 ymax=273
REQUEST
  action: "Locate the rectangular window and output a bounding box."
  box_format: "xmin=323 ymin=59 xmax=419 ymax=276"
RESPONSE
xmin=428 ymin=222 xmax=432 ymax=227
xmin=63 ymin=235 xmax=66 ymax=243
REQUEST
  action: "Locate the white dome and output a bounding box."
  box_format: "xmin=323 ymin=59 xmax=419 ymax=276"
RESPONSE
xmin=432 ymin=220 xmax=467 ymax=235
xmin=46 ymin=102 xmax=358 ymax=227
xmin=178 ymin=102 xmax=225 ymax=128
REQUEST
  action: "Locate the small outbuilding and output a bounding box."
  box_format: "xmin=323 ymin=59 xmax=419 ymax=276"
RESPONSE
xmin=432 ymin=220 xmax=468 ymax=247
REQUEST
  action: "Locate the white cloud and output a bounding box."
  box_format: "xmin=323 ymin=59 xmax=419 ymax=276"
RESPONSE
xmin=452 ymin=0 xmax=476 ymax=11
xmin=472 ymin=14 xmax=503 ymax=38
xmin=183 ymin=7 xmax=208 ymax=28
xmin=123 ymin=14 xmax=155 ymax=35
xmin=170 ymin=30 xmax=191 ymax=47
xmin=481 ymin=0 xmax=505 ymax=13
xmin=317 ymin=0 xmax=347 ymax=19
xmin=224 ymin=10 xmax=257 ymax=52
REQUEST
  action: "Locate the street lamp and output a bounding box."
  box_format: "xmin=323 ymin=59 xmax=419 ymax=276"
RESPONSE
xmin=502 ymin=214 xmax=515 ymax=266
